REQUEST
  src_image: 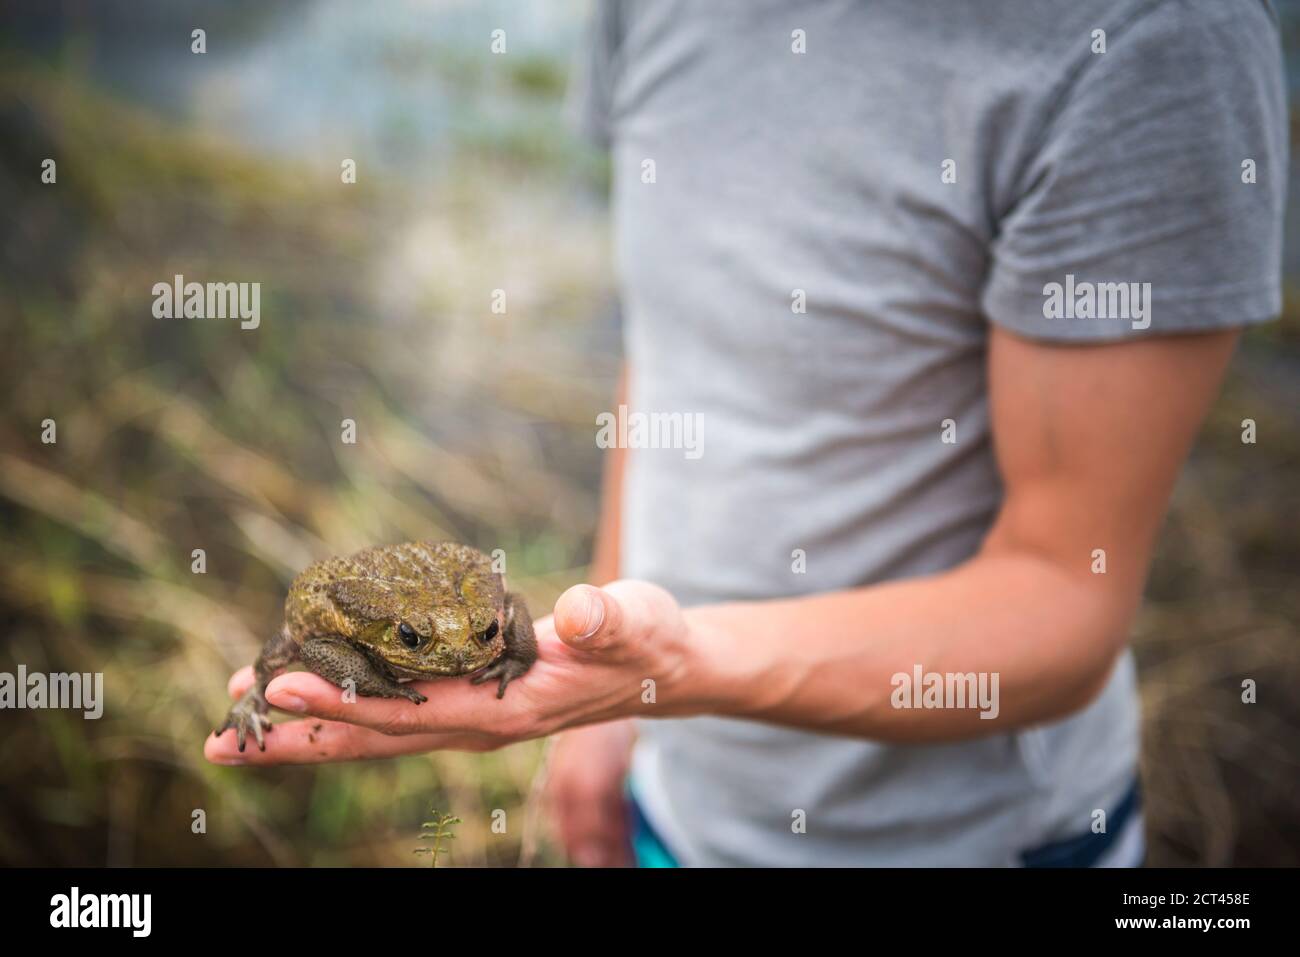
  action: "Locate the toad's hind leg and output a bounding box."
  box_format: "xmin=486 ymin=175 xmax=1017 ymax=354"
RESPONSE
xmin=471 ymin=592 xmax=538 ymax=699
xmin=215 ymin=626 xmax=297 ymax=752
xmin=299 ymin=637 xmax=427 ymax=704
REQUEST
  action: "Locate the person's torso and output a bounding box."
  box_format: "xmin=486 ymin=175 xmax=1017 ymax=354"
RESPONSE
xmin=606 ymin=0 xmax=1148 ymax=865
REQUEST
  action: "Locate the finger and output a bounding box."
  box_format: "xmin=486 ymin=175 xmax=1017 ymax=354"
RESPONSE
xmin=262 ymin=670 xmax=529 ymax=737
xmin=204 ymin=717 xmax=492 ymax=766
xmin=553 ymin=584 xmax=621 ymax=652
xmin=227 ymin=666 xmax=255 ymax=699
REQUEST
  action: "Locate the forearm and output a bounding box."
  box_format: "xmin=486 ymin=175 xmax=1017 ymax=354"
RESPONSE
xmin=668 ymin=331 xmax=1235 ymax=743
xmin=678 ymin=545 xmax=1141 ymax=742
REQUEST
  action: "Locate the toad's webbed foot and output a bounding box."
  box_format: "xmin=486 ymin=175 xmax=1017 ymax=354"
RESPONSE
xmin=392 ymin=683 xmax=428 ymax=705
xmin=215 ymin=626 xmax=296 ymax=751
xmin=215 ymin=687 xmax=274 ymax=752
xmin=471 ymin=592 xmax=537 ymax=698
xmin=470 ymin=654 xmax=532 ymax=699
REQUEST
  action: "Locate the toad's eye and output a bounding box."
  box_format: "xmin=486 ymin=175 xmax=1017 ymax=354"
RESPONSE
xmin=397 ymin=622 xmax=420 ymax=648
xmin=479 ymin=620 xmax=500 ymax=642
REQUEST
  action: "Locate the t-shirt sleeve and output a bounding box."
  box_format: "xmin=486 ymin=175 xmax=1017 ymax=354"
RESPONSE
xmin=980 ymin=0 xmax=1288 ymax=342
xmin=565 ymin=0 xmax=625 ymax=149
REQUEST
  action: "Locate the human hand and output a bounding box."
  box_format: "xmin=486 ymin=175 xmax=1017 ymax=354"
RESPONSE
xmin=204 ymin=579 xmax=698 ymax=765
xmin=543 ymin=720 xmax=637 ymax=866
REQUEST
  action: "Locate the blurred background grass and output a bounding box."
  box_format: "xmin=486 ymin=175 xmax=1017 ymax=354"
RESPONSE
xmin=0 ymin=0 xmax=1297 ymax=867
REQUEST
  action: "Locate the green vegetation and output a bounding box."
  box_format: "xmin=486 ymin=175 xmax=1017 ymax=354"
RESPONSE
xmin=0 ymin=32 xmax=1297 ymax=868
xmin=414 ymin=808 xmax=462 ymax=868
xmin=0 ymin=52 xmax=612 ymax=866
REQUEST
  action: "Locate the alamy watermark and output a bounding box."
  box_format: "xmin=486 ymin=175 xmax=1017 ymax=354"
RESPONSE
xmin=596 ymin=404 xmax=703 ymax=460
xmin=890 ymin=665 xmax=1000 ymax=720
xmin=0 ymin=666 xmax=103 ymax=719
xmin=1042 ymin=274 xmax=1151 ymax=331
xmin=50 ymin=887 xmax=150 ymax=937
xmin=152 ymin=274 xmax=260 ymax=329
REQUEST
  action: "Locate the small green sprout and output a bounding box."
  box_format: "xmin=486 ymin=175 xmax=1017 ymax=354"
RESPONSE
xmin=414 ymin=807 xmax=461 ymax=868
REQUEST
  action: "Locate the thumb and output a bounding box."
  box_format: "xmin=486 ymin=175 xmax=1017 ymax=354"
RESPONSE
xmin=554 ymin=583 xmax=624 ymax=652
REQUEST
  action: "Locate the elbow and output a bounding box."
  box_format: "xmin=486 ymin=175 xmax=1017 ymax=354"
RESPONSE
xmin=1036 ymin=595 xmax=1136 ymax=724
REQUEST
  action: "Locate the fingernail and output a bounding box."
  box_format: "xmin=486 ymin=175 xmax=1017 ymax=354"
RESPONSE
xmin=212 ymin=756 xmax=246 ymax=767
xmin=577 ymin=590 xmax=605 ymax=640
xmin=271 ymin=693 xmax=307 ymax=713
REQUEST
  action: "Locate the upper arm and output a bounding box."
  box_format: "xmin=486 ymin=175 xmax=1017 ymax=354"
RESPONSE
xmin=981 ymin=325 xmax=1238 ymax=612
xmin=972 ymin=2 xmax=1281 ymax=622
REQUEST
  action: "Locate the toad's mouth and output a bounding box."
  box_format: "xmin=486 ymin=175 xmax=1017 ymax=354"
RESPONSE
xmin=388 ymin=654 xmax=496 ymax=679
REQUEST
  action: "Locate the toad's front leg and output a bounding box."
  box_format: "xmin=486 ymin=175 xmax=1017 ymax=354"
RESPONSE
xmin=470 ymin=592 xmax=538 ymax=698
xmin=299 ymin=636 xmax=428 ymax=704
xmin=215 ymin=626 xmax=297 ymax=752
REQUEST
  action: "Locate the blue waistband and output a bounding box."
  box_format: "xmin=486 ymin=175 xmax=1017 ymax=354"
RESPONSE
xmin=627 ymin=789 xmax=680 ymax=868
xmin=1018 ymin=778 xmax=1143 ymax=868
xmin=626 ymin=776 xmax=1143 ymax=868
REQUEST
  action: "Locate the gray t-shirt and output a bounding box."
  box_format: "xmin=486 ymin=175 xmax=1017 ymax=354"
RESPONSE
xmin=571 ymin=0 xmax=1286 ymax=865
